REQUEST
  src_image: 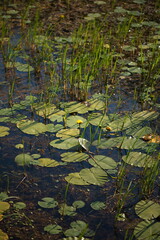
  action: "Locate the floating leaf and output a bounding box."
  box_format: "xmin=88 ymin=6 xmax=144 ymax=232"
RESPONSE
xmin=64 ymin=102 xmax=88 ymax=114
xmin=88 ymin=99 xmax=105 ymax=111
xmin=114 ymin=6 xmax=128 ymax=13
xmin=126 ymin=126 xmax=152 ymax=138
xmin=0 ymin=126 xmax=10 ymax=137
xmin=67 ymin=116 xmax=87 ymax=128
xmin=15 ymin=144 xmax=24 ymax=149
xmin=94 ymin=1 xmax=106 ymax=4
xmin=134 ymin=220 xmax=160 ymax=240
xmin=56 ymin=129 xmax=80 ymax=139
xmin=50 ymin=137 xmax=78 ymax=150
xmin=89 ymin=113 xmax=109 ymax=127
xmin=61 ymin=152 xmax=88 ymax=162
xmin=17 ymin=119 xmax=47 ymax=135
xmin=0 ymin=202 xmax=10 ymax=213
xmin=72 ymin=201 xmax=85 ymax=209
xmin=35 ymin=104 xmax=56 ymax=118
xmin=58 ymin=203 xmax=77 ymax=216
xmin=49 ymin=110 xmax=65 ymax=122
xmin=90 ymin=201 xmax=105 ymax=210
xmin=0 ymin=229 xmax=9 ymax=240
xmin=80 ymin=167 xmax=108 ymax=186
xmin=135 ymin=200 xmax=160 ymax=220
xmin=79 ymin=138 xmax=90 ymax=151
xmin=65 ymin=172 xmax=89 ymax=185
xmin=88 ymin=155 xmax=117 ymax=169
xmin=84 ymin=13 xmax=101 ymax=21
xmin=15 ymin=153 xmax=34 ymax=166
xmin=38 ymin=197 xmax=58 ymax=209
xmin=44 ymin=224 xmax=62 ymax=234
xmin=122 ymin=152 xmax=154 ymax=168
xmin=36 ymin=158 xmax=59 ymax=167
xmin=13 ymin=202 xmax=26 ymax=210
xmin=64 ymin=220 xmax=94 ymax=237
xmin=0 ymin=108 xmax=15 ymax=116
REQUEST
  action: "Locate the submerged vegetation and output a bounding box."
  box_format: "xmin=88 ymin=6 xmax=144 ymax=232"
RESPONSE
xmin=0 ymin=0 xmax=160 ymax=239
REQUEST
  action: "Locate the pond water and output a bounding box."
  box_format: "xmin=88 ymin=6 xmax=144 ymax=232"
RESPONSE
xmin=0 ymin=1 xmax=160 ymax=240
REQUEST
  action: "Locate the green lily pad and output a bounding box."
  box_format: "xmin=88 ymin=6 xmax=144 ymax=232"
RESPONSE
xmin=65 ymin=172 xmax=89 ymax=185
xmin=61 ymin=152 xmax=88 ymax=162
xmin=13 ymin=202 xmax=26 ymax=210
xmin=36 ymin=158 xmax=59 ymax=167
xmin=15 ymin=153 xmax=34 ymax=166
xmin=44 ymin=224 xmax=62 ymax=234
xmin=58 ymin=203 xmax=77 ymax=216
xmin=0 ymin=126 xmax=10 ymax=137
xmin=0 ymin=108 xmax=16 ymax=116
xmin=17 ymin=119 xmax=47 ymax=135
xmin=50 ymin=138 xmax=79 ymax=150
xmin=72 ymin=201 xmax=85 ymax=209
xmin=88 ymin=155 xmax=117 ymax=169
xmin=90 ymin=201 xmax=106 ymax=210
xmin=49 ymin=110 xmax=65 ymax=122
xmin=122 ymin=152 xmax=154 ymax=168
xmin=66 ymin=116 xmax=87 ymax=128
xmin=0 ymin=202 xmax=10 ymax=213
xmin=35 ymin=104 xmax=56 ymax=118
xmin=126 ymin=126 xmax=152 ymax=137
xmin=80 ymin=167 xmax=108 ymax=186
xmin=0 ymin=229 xmax=9 ymax=240
xmin=134 ymin=220 xmax=160 ymax=240
xmin=88 ymin=99 xmax=105 ymax=111
xmin=64 ymin=220 xmax=94 ymax=237
xmin=64 ymin=102 xmax=89 ymax=114
xmin=89 ymin=112 xmax=109 ymax=127
xmin=84 ymin=13 xmax=101 ymax=21
xmin=56 ymin=129 xmax=80 ymax=139
xmin=135 ymin=200 xmax=160 ymax=220
xmin=38 ymin=197 xmax=58 ymax=208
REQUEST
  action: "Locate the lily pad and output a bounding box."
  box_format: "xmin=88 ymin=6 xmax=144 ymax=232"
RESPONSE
xmin=15 ymin=153 xmax=34 ymax=166
xmin=0 ymin=202 xmax=10 ymax=213
xmin=15 ymin=62 xmax=34 ymax=72
xmin=64 ymin=102 xmax=89 ymax=114
xmin=58 ymin=203 xmax=77 ymax=216
xmin=80 ymin=167 xmax=108 ymax=186
xmin=65 ymin=172 xmax=89 ymax=185
xmin=89 ymin=113 xmax=109 ymax=127
xmin=64 ymin=220 xmax=94 ymax=237
xmin=88 ymin=155 xmax=117 ymax=169
xmin=72 ymin=201 xmax=85 ymax=209
xmin=44 ymin=224 xmax=62 ymax=234
xmin=36 ymin=158 xmax=59 ymax=167
xmin=122 ymin=152 xmax=154 ymax=168
xmin=66 ymin=116 xmax=87 ymax=128
xmin=50 ymin=138 xmax=79 ymax=150
xmin=38 ymin=197 xmax=58 ymax=209
xmin=90 ymin=201 xmax=106 ymax=210
xmin=135 ymin=200 xmax=160 ymax=220
xmin=0 ymin=229 xmax=8 ymax=240
xmin=61 ymin=152 xmax=88 ymax=162
xmin=13 ymin=202 xmax=26 ymax=210
xmin=56 ymin=129 xmax=80 ymax=139
xmin=0 ymin=126 xmax=10 ymax=137
xmin=134 ymin=220 xmax=160 ymax=240
xmin=17 ymin=119 xmax=47 ymax=135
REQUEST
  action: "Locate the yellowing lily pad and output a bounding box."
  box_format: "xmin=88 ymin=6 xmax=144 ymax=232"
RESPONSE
xmin=35 ymin=104 xmax=56 ymax=118
xmin=0 ymin=202 xmax=10 ymax=213
xmin=61 ymin=152 xmax=88 ymax=162
xmin=15 ymin=153 xmax=34 ymax=166
xmin=56 ymin=128 xmax=80 ymax=139
xmin=0 ymin=229 xmax=9 ymax=240
xmin=37 ymin=158 xmax=59 ymax=167
xmin=0 ymin=126 xmax=10 ymax=137
xmin=88 ymin=155 xmax=117 ymax=169
xmin=50 ymin=138 xmax=79 ymax=149
xmin=67 ymin=116 xmax=87 ymax=128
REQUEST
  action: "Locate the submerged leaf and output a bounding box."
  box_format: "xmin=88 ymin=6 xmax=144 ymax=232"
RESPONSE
xmin=38 ymin=197 xmax=58 ymax=209
xmin=44 ymin=224 xmax=62 ymax=234
xmin=58 ymin=203 xmax=77 ymax=216
xmin=90 ymin=201 xmax=106 ymax=210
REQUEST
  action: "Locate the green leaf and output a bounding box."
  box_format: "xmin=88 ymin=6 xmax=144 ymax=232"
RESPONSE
xmin=15 ymin=62 xmax=34 ymax=72
xmin=122 ymin=152 xmax=155 ymax=168
xmin=134 ymin=220 xmax=160 ymax=240
xmin=17 ymin=119 xmax=47 ymax=135
xmin=72 ymin=201 xmax=85 ymax=209
xmin=64 ymin=220 xmax=94 ymax=237
xmin=36 ymin=158 xmax=59 ymax=167
xmin=67 ymin=116 xmax=87 ymax=128
xmin=13 ymin=202 xmax=26 ymax=210
xmin=0 ymin=229 xmax=9 ymax=240
xmin=50 ymin=138 xmax=79 ymax=150
xmin=38 ymin=197 xmax=58 ymax=209
xmin=58 ymin=203 xmax=77 ymax=216
xmin=90 ymin=201 xmax=105 ymax=210
xmin=64 ymin=101 xmax=89 ymax=114
xmin=65 ymin=172 xmax=89 ymax=185
xmin=56 ymin=129 xmax=80 ymax=139
xmin=88 ymin=155 xmax=117 ymax=169
xmin=44 ymin=224 xmax=62 ymax=234
xmin=15 ymin=153 xmax=34 ymax=166
xmin=80 ymin=167 xmax=108 ymax=186
xmin=89 ymin=112 xmax=109 ymax=127
xmin=135 ymin=200 xmax=160 ymax=220
xmin=61 ymin=152 xmax=88 ymax=162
